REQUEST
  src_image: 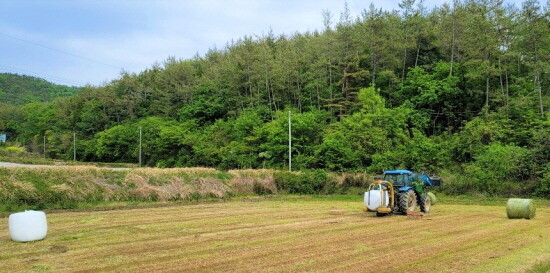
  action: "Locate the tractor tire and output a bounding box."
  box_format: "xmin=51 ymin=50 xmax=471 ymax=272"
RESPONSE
xmin=398 ymin=190 xmax=417 ymax=214
xmin=419 ymin=193 xmax=431 ymax=213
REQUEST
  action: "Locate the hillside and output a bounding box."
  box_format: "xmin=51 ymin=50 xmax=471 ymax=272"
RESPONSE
xmin=0 ymin=1 xmax=548 ymax=197
xmin=0 ymin=73 xmax=79 ymax=105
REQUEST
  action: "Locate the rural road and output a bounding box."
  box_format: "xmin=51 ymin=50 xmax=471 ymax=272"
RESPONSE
xmin=0 ymin=161 xmax=54 ymax=168
xmin=0 ymin=161 xmax=131 ymax=170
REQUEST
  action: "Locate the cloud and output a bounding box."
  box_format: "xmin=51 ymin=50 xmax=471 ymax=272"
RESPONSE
xmin=0 ymin=0 xmax=526 ymax=86
xmin=48 ymin=0 xmax=340 ymax=84
xmin=2 ymin=0 xmax=364 ymax=85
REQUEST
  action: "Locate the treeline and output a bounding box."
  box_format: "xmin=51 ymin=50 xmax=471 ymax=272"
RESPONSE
xmin=0 ymin=0 xmax=548 ymax=197
xmin=0 ymin=73 xmax=79 ymax=105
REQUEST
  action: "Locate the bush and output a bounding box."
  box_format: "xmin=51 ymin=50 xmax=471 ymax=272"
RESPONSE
xmin=439 ymin=144 xmax=537 ymax=196
xmin=535 ymin=164 xmax=550 ymax=198
xmin=340 ymin=173 xmax=370 ymax=188
xmin=252 ymin=181 xmax=273 ymax=195
xmin=274 ymin=170 xmax=336 ymax=194
xmin=0 ymin=146 xmax=28 ymax=157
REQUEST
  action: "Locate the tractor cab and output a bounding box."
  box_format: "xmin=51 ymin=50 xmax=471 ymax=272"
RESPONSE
xmin=383 ymin=170 xmax=435 ymax=190
xmin=383 ymin=170 xmax=413 ymax=187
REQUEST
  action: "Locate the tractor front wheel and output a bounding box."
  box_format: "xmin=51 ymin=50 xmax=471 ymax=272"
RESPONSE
xmin=398 ymin=190 xmax=417 ymax=214
xmin=419 ymin=193 xmax=431 ymax=213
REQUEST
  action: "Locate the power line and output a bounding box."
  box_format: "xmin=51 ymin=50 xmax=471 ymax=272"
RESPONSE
xmin=0 ymin=31 xmax=122 ymax=70
xmin=0 ymin=63 xmax=73 ymax=83
xmin=0 ymin=64 xmax=83 ymax=86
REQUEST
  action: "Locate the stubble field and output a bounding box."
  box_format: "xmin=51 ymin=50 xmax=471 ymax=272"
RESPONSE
xmin=1 ymin=197 xmax=549 ymax=273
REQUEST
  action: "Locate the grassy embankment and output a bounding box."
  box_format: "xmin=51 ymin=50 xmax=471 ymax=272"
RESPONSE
xmin=1 ymin=165 xmax=549 ymax=214
xmin=0 ymin=166 xmax=373 ymax=212
xmin=0 ymin=167 xmax=275 ymax=212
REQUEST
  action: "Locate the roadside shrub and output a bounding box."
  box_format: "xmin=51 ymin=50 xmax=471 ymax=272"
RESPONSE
xmin=253 ymin=181 xmax=273 ymax=195
xmin=341 ymin=173 xmax=370 ymax=188
xmin=228 ymin=169 xmax=277 ymax=195
xmin=187 ymin=192 xmax=201 ymax=201
xmin=274 ymin=170 xmax=336 ymax=194
xmin=335 ymin=173 xmax=371 ymax=194
xmin=0 ymin=146 xmax=28 ymax=157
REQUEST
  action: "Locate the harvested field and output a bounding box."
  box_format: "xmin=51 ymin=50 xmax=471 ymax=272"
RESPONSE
xmin=1 ymin=198 xmax=549 ymax=273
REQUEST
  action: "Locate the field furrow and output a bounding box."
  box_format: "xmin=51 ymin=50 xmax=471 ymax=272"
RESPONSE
xmin=0 ymin=199 xmax=548 ymax=273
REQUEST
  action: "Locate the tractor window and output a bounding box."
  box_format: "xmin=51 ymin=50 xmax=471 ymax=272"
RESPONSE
xmin=384 ymin=174 xmax=405 ymax=185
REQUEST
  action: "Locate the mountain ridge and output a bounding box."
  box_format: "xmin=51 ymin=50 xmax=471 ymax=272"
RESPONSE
xmin=0 ymin=73 xmax=79 ymax=105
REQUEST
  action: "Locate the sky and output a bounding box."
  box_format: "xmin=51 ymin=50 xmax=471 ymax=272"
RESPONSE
xmin=0 ymin=0 xmax=527 ymax=87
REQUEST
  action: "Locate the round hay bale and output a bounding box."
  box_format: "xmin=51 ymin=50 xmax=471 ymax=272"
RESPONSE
xmin=9 ymin=210 xmax=48 ymax=242
xmin=506 ymin=198 xmax=535 ymax=219
xmin=427 ymin=192 xmax=437 ymax=205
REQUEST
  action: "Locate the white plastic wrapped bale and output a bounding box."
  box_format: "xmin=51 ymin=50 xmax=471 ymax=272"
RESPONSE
xmin=364 ymin=190 xmax=389 ymax=211
xmin=9 ymin=210 xmax=48 ymax=242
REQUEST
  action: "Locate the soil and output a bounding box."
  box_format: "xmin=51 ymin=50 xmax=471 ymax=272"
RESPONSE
xmin=0 ymin=199 xmax=548 ymax=272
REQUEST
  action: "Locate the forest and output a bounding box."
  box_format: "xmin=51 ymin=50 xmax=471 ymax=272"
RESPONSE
xmin=0 ymin=0 xmax=548 ymax=197
xmin=0 ymin=73 xmax=79 ymax=105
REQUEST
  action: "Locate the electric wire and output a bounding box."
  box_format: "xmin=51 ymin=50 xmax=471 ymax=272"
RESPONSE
xmin=0 ymin=64 xmax=85 ymax=86
xmin=0 ymin=31 xmax=122 ymax=71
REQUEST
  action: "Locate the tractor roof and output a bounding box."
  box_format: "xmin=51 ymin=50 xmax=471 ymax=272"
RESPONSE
xmin=384 ymin=170 xmax=413 ymax=175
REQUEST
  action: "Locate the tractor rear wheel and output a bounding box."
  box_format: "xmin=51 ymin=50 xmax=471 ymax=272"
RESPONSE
xmin=420 ymin=193 xmax=431 ymax=213
xmin=398 ymin=190 xmax=417 ymax=214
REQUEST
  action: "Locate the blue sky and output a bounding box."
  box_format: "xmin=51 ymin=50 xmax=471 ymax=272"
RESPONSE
xmin=0 ymin=0 xmax=527 ymax=86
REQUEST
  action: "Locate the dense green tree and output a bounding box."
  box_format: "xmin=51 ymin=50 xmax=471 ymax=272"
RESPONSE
xmin=0 ymin=73 xmax=79 ymax=105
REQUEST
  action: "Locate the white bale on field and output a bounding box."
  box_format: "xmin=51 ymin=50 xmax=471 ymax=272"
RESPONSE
xmin=9 ymin=210 xmax=48 ymax=242
xmin=506 ymin=198 xmax=536 ymax=219
xmin=427 ymin=192 xmax=437 ymax=205
xmin=364 ymin=190 xmax=389 ymax=211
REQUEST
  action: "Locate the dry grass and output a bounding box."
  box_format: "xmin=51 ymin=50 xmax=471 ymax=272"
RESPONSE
xmin=1 ymin=167 xmax=370 ymax=209
xmin=0 ymin=167 xmax=237 ymax=207
xmin=333 ymin=172 xmax=372 ymax=187
xmin=0 ymin=198 xmax=548 ymax=273
xmin=131 ymin=167 xmax=220 ymax=176
xmin=123 ymin=168 xmax=233 ymax=201
xmin=0 ymin=166 xmax=377 ymax=210
xmin=228 ymin=169 xmax=277 ymax=195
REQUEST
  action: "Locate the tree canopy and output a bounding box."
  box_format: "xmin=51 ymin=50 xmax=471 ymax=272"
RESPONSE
xmin=1 ymin=0 xmax=549 ymax=197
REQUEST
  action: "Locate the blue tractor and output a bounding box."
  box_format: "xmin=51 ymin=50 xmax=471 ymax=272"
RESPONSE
xmin=364 ymin=170 xmax=441 ymax=216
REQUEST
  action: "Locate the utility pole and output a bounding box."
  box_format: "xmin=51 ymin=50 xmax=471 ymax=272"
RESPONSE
xmin=139 ymin=127 xmax=142 ymax=167
xmin=43 ymin=135 xmax=46 ymax=159
xmin=288 ymin=111 xmax=291 ymax=171
xmin=73 ymin=132 xmax=76 ymax=161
